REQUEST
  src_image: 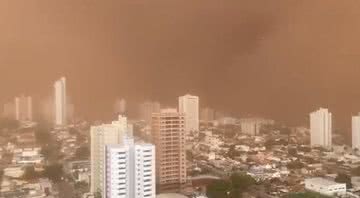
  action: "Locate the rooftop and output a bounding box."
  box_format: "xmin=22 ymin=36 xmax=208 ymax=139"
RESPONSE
xmin=156 ymin=193 xmax=188 ymax=198
xmin=305 ymin=177 xmax=343 ymax=186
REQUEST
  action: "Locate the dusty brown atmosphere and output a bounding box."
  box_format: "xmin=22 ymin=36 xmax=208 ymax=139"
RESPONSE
xmin=0 ymin=0 xmax=360 ymax=130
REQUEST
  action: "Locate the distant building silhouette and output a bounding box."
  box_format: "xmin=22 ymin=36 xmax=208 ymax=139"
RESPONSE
xmin=139 ymin=101 xmax=161 ymax=124
xmin=200 ymin=107 xmax=215 ymax=123
xmin=352 ymin=113 xmax=360 ymax=150
xmin=310 ymin=108 xmax=332 ymax=147
xmin=179 ymin=94 xmax=199 ymax=132
xmin=15 ymin=95 xmax=33 ymax=121
xmin=54 ymin=77 xmax=67 ymax=126
xmin=114 ymin=98 xmax=126 ymax=116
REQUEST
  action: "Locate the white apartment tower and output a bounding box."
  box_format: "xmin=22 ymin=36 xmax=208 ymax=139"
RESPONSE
xmin=352 ymin=113 xmax=360 ymax=150
xmin=179 ymin=94 xmax=199 ymax=132
xmin=105 ymin=138 xmax=156 ymax=198
xmin=90 ymin=115 xmax=129 ymax=196
xmin=310 ymin=108 xmax=332 ymax=147
xmin=54 ymin=77 xmax=67 ymax=126
xmin=15 ymin=95 xmax=33 ymax=121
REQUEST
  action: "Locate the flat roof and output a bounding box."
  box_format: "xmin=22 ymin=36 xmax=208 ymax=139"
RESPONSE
xmin=156 ymin=193 xmax=188 ymax=198
xmin=305 ymin=177 xmax=344 ymax=186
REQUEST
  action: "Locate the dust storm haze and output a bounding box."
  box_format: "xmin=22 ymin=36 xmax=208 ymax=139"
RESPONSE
xmin=0 ymin=0 xmax=360 ymax=129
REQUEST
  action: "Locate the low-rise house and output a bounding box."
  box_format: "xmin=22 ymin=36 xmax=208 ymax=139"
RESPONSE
xmin=3 ymin=166 xmax=24 ymax=178
xmin=305 ymin=177 xmax=346 ymax=196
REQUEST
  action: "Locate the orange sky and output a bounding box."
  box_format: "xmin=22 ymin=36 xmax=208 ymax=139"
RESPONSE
xmin=0 ymin=0 xmax=360 ymax=130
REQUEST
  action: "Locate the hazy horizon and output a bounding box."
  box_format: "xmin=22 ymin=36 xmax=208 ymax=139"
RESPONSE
xmin=1 ymin=0 xmax=360 ymax=130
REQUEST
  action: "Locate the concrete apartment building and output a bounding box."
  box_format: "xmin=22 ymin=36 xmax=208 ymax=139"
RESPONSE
xmin=179 ymin=94 xmax=199 ymax=132
xmin=90 ymin=115 xmax=129 ymax=196
xmin=239 ymin=118 xmax=275 ymax=136
xmin=139 ymin=101 xmax=161 ymax=125
xmin=151 ymin=109 xmax=187 ymax=192
xmin=15 ymin=95 xmax=33 ymax=121
xmin=54 ymin=77 xmax=67 ymax=126
xmin=105 ymin=137 xmax=156 ymax=198
xmin=352 ymin=113 xmax=360 ymax=150
xmin=305 ymin=177 xmax=346 ymax=196
xmin=310 ymin=108 xmax=332 ymax=147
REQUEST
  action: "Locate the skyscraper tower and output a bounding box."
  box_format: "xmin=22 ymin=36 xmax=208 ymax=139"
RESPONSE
xmin=54 ymin=77 xmax=67 ymax=126
xmin=15 ymin=95 xmax=32 ymax=121
xmin=179 ymin=94 xmax=199 ymax=132
xmin=90 ymin=115 xmax=129 ymax=196
xmin=352 ymin=113 xmax=360 ymax=150
xmin=310 ymin=108 xmax=332 ymax=147
xmin=114 ymin=98 xmax=127 ymax=116
xmin=105 ymin=137 xmax=156 ymax=198
xmin=151 ymin=109 xmax=187 ymax=192
xmin=139 ymin=101 xmax=161 ymax=124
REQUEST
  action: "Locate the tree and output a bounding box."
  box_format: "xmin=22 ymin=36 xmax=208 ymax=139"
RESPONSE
xmin=352 ymin=166 xmax=360 ymax=176
xmin=335 ymin=173 xmax=352 ymax=189
xmin=287 ymin=161 xmax=304 ymax=170
xmin=23 ymin=166 xmax=40 ymax=181
xmin=227 ymin=145 xmax=240 ymax=159
xmin=43 ymin=164 xmax=64 ymax=182
xmin=75 ymin=146 xmax=90 ymax=160
xmin=41 ymin=143 xmax=60 ymax=162
xmin=206 ymin=173 xmax=256 ymax=198
xmin=69 ymin=127 xmax=79 ymax=135
xmin=206 ymin=180 xmax=231 ymax=198
xmin=288 ymin=148 xmax=298 ymax=156
xmin=0 ymin=169 xmax=4 ymax=192
xmin=223 ymin=125 xmax=237 ymax=139
xmin=199 ymin=132 xmax=206 ymax=141
xmin=186 ymin=150 xmax=193 ymax=162
xmin=35 ymin=123 xmax=52 ymax=145
xmin=279 ymin=127 xmax=291 ymax=135
xmin=94 ymin=191 xmax=102 ymax=198
xmin=231 ymin=173 xmax=256 ymax=190
xmin=297 ymin=146 xmax=311 ymax=153
xmin=265 ymin=139 xmax=276 ymax=149
xmin=284 ymin=192 xmax=330 ymax=198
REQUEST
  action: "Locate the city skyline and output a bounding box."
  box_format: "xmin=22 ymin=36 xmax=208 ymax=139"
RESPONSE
xmin=2 ymin=1 xmax=360 ymax=129
xmin=2 ymin=1 xmax=360 ymax=198
xmin=3 ymin=76 xmax=360 ymax=133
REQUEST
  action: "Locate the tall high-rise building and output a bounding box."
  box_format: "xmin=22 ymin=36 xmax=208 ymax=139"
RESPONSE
xmin=40 ymin=96 xmax=55 ymax=122
xmin=152 ymin=109 xmax=187 ymax=192
xmin=114 ymin=98 xmax=127 ymax=116
xmin=310 ymin=108 xmax=332 ymax=147
xmin=139 ymin=101 xmax=161 ymax=124
xmin=200 ymin=107 xmax=215 ymax=123
xmin=67 ymin=103 xmax=75 ymax=123
xmin=3 ymin=101 xmax=15 ymax=119
xmin=105 ymin=137 xmax=156 ymax=198
xmin=352 ymin=113 xmax=360 ymax=150
xmin=15 ymin=95 xmax=33 ymax=121
xmin=90 ymin=115 xmax=129 ymax=196
xmin=54 ymin=77 xmax=67 ymax=126
xmin=239 ymin=118 xmax=275 ymax=136
xmin=179 ymin=94 xmax=199 ymax=132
